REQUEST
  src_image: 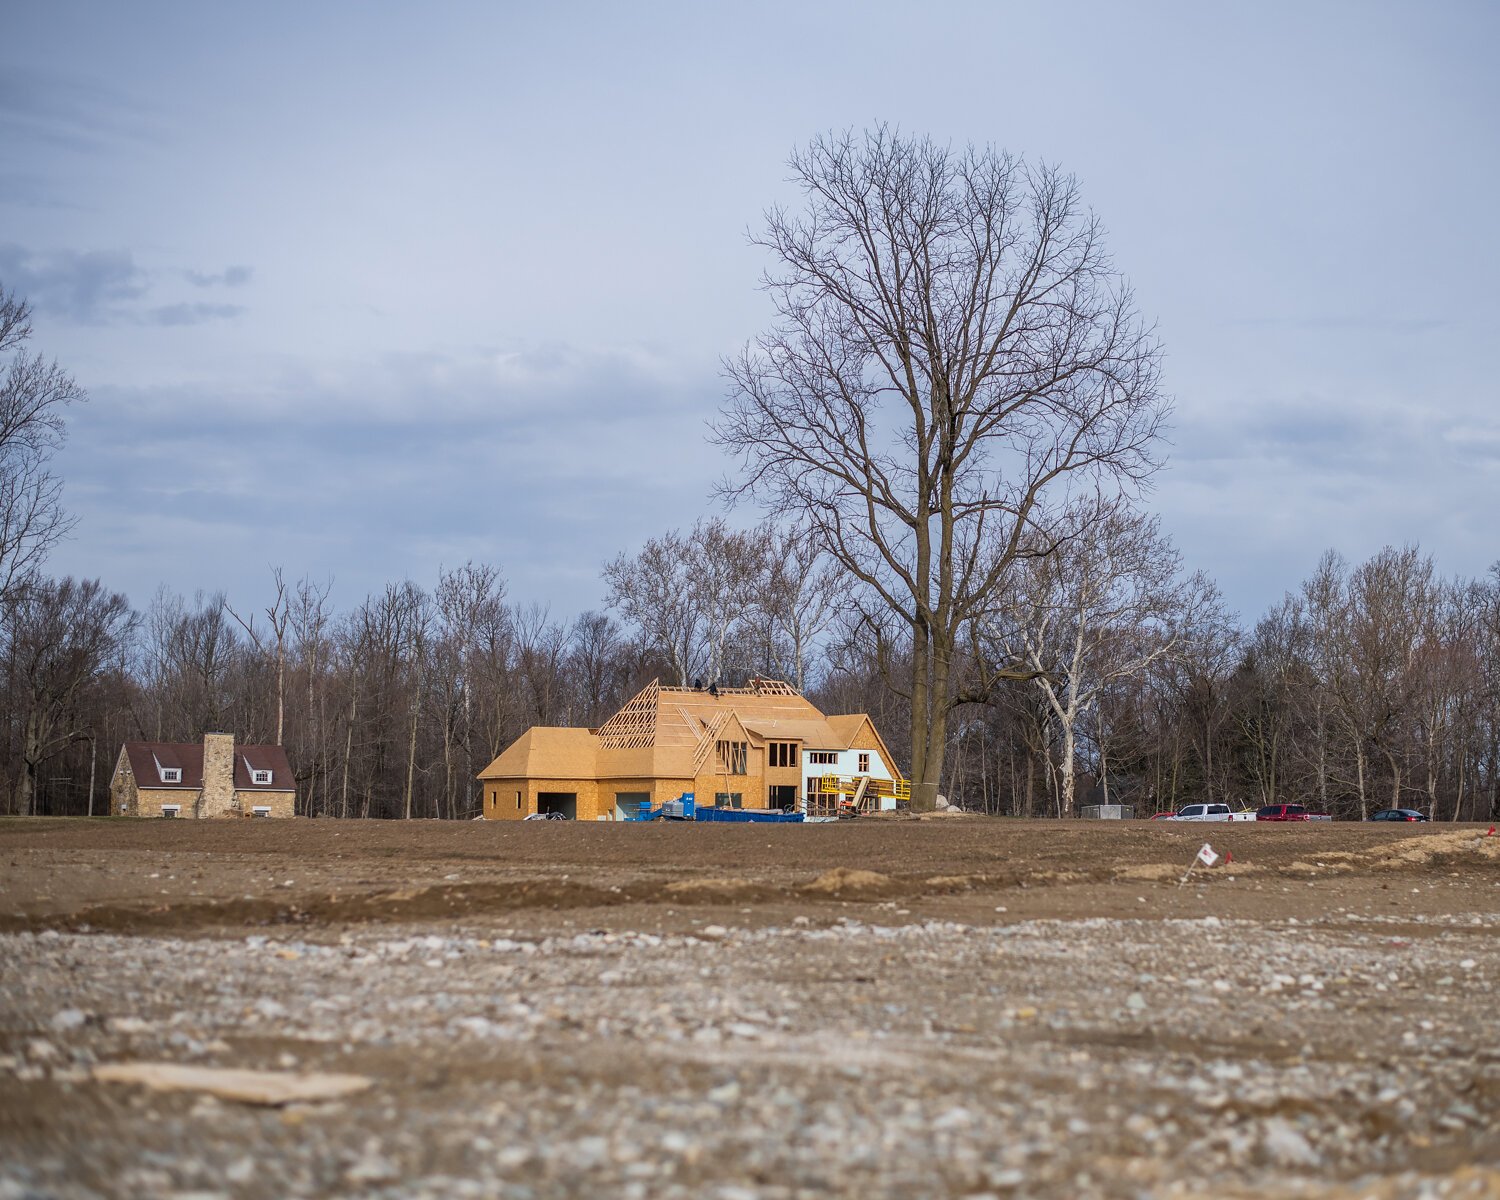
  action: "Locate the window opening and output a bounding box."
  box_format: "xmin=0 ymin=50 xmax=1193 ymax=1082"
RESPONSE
xmin=717 ymin=740 xmax=748 ymax=774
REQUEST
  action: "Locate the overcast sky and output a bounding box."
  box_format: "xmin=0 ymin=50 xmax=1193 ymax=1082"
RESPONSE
xmin=3 ymin=0 xmax=1497 ymax=627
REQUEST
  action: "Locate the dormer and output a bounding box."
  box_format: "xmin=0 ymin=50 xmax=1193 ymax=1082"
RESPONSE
xmin=245 ymin=755 xmax=272 ymax=786
xmin=152 ymin=753 xmax=182 ymax=784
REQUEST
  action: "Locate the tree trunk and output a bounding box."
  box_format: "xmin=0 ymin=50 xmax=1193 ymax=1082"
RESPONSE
xmin=404 ymin=704 xmax=419 ymax=820
xmin=340 ymin=690 xmax=356 ymax=820
xmin=275 ymin=645 xmax=285 ymax=746
xmin=1453 ymin=742 xmax=1467 ymax=822
xmin=1059 ymin=723 xmax=1077 ymax=818
xmin=909 ymin=615 xmax=933 ymax=809
xmin=87 ymin=735 xmax=97 ymax=817
xmin=1355 ymin=743 xmax=1368 ymax=820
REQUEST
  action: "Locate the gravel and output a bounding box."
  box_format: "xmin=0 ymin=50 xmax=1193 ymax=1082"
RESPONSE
xmin=3 ymin=905 xmax=1499 ymax=1199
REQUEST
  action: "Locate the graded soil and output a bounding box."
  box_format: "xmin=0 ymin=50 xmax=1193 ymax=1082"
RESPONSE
xmin=2 ymin=816 xmax=1497 ymax=1198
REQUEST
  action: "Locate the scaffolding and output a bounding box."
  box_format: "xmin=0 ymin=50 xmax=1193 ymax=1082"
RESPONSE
xmin=811 ymin=774 xmax=911 ymax=816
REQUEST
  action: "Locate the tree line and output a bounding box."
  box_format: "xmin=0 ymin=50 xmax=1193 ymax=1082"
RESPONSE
xmin=5 ymin=532 xmax=1499 ymax=822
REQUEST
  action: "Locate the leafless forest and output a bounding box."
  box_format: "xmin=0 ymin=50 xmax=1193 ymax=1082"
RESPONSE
xmin=6 ymin=528 xmax=1500 ymax=823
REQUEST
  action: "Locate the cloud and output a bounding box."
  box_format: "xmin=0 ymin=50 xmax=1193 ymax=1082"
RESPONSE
xmin=0 ymin=172 xmax=83 ymax=211
xmin=0 ymin=68 xmax=159 ymax=155
xmin=0 ymin=244 xmax=252 ymax=326
xmin=183 ymin=266 xmax=253 ymax=288
xmin=44 ymin=339 xmax=727 ymax=615
xmin=147 ymin=302 xmax=246 ymax=326
xmin=0 ymin=242 xmax=146 ymax=323
xmin=1226 ymin=315 xmax=1450 ymax=335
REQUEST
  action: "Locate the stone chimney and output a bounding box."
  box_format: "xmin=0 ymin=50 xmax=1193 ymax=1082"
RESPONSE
xmin=200 ymin=732 xmax=236 ymax=817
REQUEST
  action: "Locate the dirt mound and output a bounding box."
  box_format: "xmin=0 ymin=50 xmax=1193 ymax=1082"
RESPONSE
xmin=802 ymin=867 xmax=899 ymax=896
xmin=661 ymin=878 xmax=761 ymax=901
xmin=1362 ymin=828 xmax=1500 ymax=869
xmin=1115 ymin=864 xmax=1186 ymax=882
xmin=923 ymin=874 xmax=980 ymax=890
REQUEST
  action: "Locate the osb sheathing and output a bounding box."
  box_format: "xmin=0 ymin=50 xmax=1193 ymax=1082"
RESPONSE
xmin=477 ymin=678 xmax=903 ymax=821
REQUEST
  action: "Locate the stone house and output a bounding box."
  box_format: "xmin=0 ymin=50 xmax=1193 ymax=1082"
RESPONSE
xmin=477 ymin=678 xmax=905 ymax=820
xmin=110 ymin=732 xmax=296 ymax=818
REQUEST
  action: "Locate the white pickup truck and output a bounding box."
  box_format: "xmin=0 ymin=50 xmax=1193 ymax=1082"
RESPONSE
xmin=1169 ymin=803 xmax=1257 ymax=822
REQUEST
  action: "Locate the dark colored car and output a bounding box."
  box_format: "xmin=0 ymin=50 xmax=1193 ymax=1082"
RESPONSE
xmin=1368 ymin=808 xmax=1428 ymax=822
xmin=1256 ymin=804 xmax=1310 ymax=821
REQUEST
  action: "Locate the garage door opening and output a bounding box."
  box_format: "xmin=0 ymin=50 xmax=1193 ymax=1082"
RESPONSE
xmin=536 ymin=792 xmax=577 ymax=820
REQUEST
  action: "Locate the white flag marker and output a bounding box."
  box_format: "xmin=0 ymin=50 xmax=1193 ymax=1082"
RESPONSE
xmin=1179 ymin=841 xmax=1221 ymax=888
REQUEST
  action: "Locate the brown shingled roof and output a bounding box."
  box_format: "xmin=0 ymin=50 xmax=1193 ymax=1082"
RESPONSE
xmin=236 ymin=747 xmax=295 ymax=791
xmin=121 ymin=741 xmax=294 ymax=792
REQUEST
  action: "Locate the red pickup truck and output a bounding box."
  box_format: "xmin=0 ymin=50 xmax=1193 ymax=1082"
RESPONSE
xmin=1255 ymin=804 xmax=1332 ymax=821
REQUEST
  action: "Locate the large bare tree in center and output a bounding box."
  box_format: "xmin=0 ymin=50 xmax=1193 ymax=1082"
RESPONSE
xmin=716 ymin=127 xmax=1169 ymax=808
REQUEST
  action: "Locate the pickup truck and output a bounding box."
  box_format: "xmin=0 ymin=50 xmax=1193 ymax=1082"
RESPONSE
xmin=1168 ymin=803 xmax=1258 ymax=822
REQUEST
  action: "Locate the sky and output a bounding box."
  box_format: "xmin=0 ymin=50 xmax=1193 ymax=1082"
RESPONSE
xmin=3 ymin=0 xmax=1497 ymax=628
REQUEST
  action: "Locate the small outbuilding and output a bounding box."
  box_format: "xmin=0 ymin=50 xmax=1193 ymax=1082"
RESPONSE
xmin=110 ymin=732 xmax=296 ymax=818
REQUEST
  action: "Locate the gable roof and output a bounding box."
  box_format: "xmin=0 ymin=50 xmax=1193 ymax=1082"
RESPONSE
xmin=479 ymin=679 xmax=903 ymax=782
xmin=119 ymin=741 xmax=295 ymax=792
xmin=825 ymin=713 xmax=901 ymax=772
xmin=596 ymin=679 xmax=833 ymax=750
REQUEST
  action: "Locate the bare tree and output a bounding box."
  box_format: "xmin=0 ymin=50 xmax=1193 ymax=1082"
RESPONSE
xmin=141 ymin=590 xmax=241 ymax=739
xmin=716 ymin=127 xmax=1168 ymax=807
xmin=0 ymin=286 xmax=86 ymax=603
xmin=287 ymin=575 xmax=334 ymax=815
xmin=755 ymin=525 xmax=843 ymax=691
xmin=227 ymin=568 xmax=292 ymax=744
xmin=994 ymin=500 xmax=1197 ymax=816
xmin=2 ymin=577 xmax=135 ymax=815
xmin=1305 ymin=548 xmax=1435 ymax=817
xmin=603 ymin=518 xmax=764 ymax=686
xmin=512 ymin=603 xmax=569 ymax=728
xmin=434 ymin=563 xmax=508 ymax=818
xmin=568 ymin=610 xmax=628 ymax=727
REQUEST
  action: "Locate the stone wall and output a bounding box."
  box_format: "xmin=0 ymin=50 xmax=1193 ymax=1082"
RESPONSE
xmin=200 ymin=732 xmax=236 ymax=818
xmin=244 ymin=792 xmax=296 ymax=818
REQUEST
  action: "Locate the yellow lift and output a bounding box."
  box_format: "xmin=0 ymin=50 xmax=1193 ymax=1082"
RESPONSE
xmin=815 ymin=774 xmax=911 ymax=813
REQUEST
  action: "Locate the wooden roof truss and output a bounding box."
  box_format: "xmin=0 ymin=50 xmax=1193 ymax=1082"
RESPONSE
xmin=596 ymin=680 xmax=660 ymax=748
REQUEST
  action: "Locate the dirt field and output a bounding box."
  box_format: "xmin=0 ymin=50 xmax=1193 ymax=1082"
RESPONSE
xmin=2 ymin=815 xmax=1498 ymax=1198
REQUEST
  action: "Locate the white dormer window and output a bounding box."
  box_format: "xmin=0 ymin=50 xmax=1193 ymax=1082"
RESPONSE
xmin=159 ymin=767 xmax=182 ymax=784
xmin=244 ymin=755 xmax=273 ymax=786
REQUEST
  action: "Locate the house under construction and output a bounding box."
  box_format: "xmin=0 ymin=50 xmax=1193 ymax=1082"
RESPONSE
xmin=476 ymin=678 xmax=906 ymax=820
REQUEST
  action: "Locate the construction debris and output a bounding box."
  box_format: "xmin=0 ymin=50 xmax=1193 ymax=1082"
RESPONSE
xmin=92 ymin=1062 xmax=373 ymax=1106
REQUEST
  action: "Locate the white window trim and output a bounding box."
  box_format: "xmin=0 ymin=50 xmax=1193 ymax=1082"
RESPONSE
xmin=251 ymin=806 xmax=271 ymax=818
xmin=153 ymin=753 xmax=183 ymax=784
xmin=161 ymin=804 xmax=181 ymax=818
